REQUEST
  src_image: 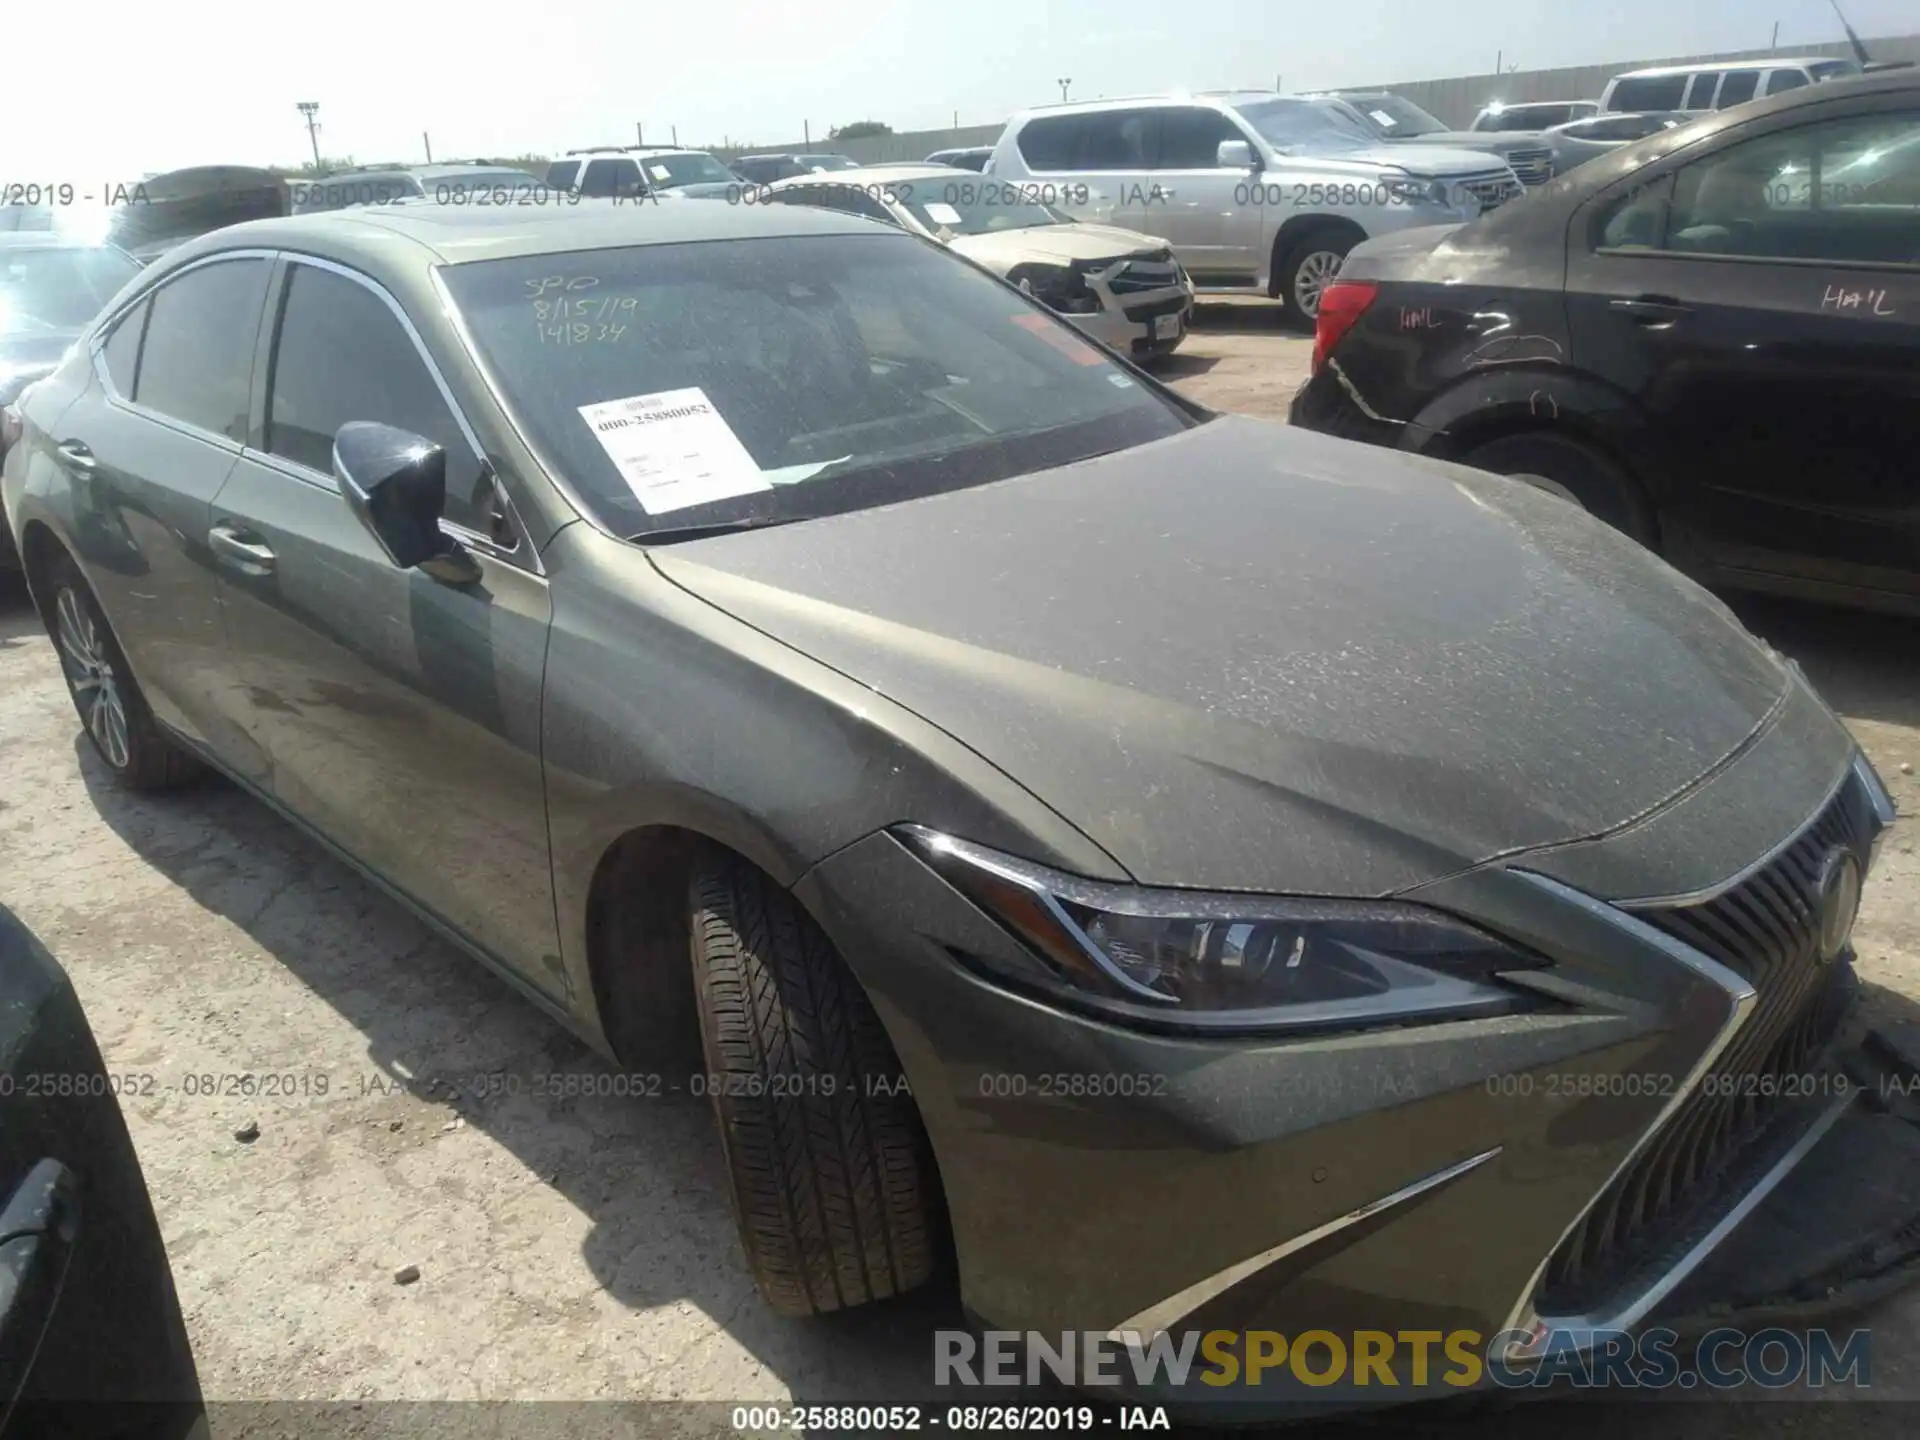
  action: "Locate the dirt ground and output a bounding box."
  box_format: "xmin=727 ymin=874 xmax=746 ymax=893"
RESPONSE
xmin=2 ymin=303 xmax=1918 ymax=1436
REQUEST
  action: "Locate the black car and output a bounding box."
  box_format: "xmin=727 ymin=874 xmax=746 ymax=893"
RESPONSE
xmin=0 ymin=906 xmax=204 ymax=1439
xmin=7 ymin=197 xmax=1920 ymax=1416
xmin=1292 ymin=69 xmax=1920 ymax=617
xmin=1 ymin=235 xmax=144 ymax=577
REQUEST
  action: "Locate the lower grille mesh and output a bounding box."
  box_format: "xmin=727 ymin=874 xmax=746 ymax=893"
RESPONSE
xmin=1536 ymin=773 xmax=1875 ymax=1311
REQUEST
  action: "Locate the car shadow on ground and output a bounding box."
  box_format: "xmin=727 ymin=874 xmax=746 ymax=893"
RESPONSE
xmin=1188 ymin=301 xmax=1307 ymax=336
xmin=1149 ymin=352 xmax=1221 ymax=379
xmin=54 ymin=581 xmax=1920 ymax=1437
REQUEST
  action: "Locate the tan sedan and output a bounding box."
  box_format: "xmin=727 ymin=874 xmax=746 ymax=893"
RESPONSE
xmin=760 ymin=163 xmax=1195 ymax=359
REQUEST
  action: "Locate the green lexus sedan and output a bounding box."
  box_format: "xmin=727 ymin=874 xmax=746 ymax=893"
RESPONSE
xmin=4 ymin=198 xmax=1914 ymax=1413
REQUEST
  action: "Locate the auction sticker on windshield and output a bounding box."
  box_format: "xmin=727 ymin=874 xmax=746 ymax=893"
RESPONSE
xmin=577 ymin=388 xmax=772 ymax=514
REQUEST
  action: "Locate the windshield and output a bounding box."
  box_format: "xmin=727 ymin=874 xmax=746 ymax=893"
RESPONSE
xmin=638 ymin=153 xmax=739 ymax=186
xmin=897 ymin=180 xmax=1070 ymax=236
xmin=796 ymin=155 xmax=859 ymax=171
xmin=0 ymin=244 xmax=141 ymax=336
xmin=1230 ymin=99 xmax=1376 ymax=153
xmin=439 ymin=234 xmax=1192 ymax=536
xmin=1341 ymin=95 xmax=1449 ymax=136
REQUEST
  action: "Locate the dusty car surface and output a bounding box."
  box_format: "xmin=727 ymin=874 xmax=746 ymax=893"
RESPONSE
xmin=763 ymin=163 xmax=1194 ymax=357
xmin=5 ymin=196 xmax=1918 ymax=1415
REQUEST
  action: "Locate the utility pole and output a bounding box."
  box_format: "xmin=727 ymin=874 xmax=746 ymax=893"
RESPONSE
xmin=296 ymin=102 xmax=322 ymax=170
xmin=636 ymin=122 xmax=644 ymax=146
xmin=672 ymin=125 xmax=679 ymax=145
xmin=1495 ymin=50 xmax=1501 ymax=75
xmin=1771 ymin=21 xmax=1780 ymax=48
xmin=422 ymin=131 xmax=432 ymax=162
xmin=804 ymin=120 xmax=811 ymax=145
xmin=1057 ymin=77 xmax=1073 ymax=102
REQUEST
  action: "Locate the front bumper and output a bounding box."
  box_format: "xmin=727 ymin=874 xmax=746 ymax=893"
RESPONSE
xmin=1059 ymin=275 xmax=1193 ymax=361
xmin=794 ymin=752 xmax=1903 ymax=1415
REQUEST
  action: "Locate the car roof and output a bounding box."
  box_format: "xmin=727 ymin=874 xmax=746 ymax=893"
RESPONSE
xmin=1611 ymin=56 xmax=1849 ymax=80
xmin=156 ymin=194 xmax=882 ymax=268
xmin=563 ymin=147 xmax=714 ymax=159
xmin=1480 ymin=99 xmax=1593 ymax=110
xmin=1010 ymin=90 xmax=1275 ymax=119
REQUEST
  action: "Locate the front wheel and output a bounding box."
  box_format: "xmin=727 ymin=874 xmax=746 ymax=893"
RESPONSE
xmin=1276 ymin=227 xmax=1359 ymax=327
xmin=688 ymin=854 xmax=937 ymax=1316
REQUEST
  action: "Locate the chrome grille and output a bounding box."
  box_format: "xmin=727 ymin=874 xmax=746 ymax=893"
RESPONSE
xmin=1536 ymin=773 xmax=1876 ymax=1311
xmin=1078 ymin=252 xmax=1182 ymax=294
xmin=1459 ymin=173 xmax=1523 ymax=211
xmin=1504 ymin=147 xmax=1555 ymax=185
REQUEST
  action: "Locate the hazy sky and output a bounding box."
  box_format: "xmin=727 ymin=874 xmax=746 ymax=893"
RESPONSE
xmin=5 ymin=0 xmax=1912 ymax=174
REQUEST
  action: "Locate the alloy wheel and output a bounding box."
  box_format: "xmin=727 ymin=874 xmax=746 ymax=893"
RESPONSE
xmin=1293 ymin=250 xmax=1346 ymax=318
xmin=54 ymin=586 xmax=131 ymax=769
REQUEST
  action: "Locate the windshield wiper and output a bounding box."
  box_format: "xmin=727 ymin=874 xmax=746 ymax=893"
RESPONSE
xmin=628 ymin=515 xmax=807 ymax=545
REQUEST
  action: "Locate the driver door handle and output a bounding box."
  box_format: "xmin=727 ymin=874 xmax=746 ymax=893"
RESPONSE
xmin=1610 ymin=296 xmax=1692 ymax=325
xmin=55 ymin=440 xmax=98 ymax=473
xmin=208 ymin=523 xmax=277 ymax=574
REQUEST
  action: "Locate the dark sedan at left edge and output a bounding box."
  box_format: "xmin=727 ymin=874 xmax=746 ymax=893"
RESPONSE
xmin=1291 ymin=68 xmax=1920 ymax=618
xmin=0 ymin=234 xmax=143 ymax=579
xmin=6 ymin=197 xmax=1920 ymax=1419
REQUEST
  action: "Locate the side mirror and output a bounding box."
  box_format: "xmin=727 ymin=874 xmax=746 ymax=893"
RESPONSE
xmin=333 ymin=421 xmax=455 ymax=571
xmin=1217 ymin=140 xmax=1259 ymax=170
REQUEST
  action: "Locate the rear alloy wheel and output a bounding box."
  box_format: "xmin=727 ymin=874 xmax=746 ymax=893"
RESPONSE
xmin=1460 ymin=431 xmax=1656 ymax=547
xmin=1278 ymin=227 xmax=1359 ymax=327
xmin=688 ymin=854 xmax=936 ymax=1316
xmin=43 ymin=554 xmax=202 ymax=790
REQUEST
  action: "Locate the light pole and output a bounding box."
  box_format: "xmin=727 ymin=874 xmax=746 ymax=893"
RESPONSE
xmin=1057 ymin=77 xmax=1072 ymax=102
xmin=296 ymin=102 xmax=322 ymax=170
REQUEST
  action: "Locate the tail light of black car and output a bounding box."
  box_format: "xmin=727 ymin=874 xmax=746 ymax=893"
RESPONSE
xmin=1311 ymin=280 xmax=1379 ymax=374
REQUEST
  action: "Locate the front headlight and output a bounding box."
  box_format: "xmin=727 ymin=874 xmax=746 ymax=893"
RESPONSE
xmin=902 ymin=827 xmax=1549 ymax=1034
xmin=1008 ymin=262 xmax=1101 ymax=315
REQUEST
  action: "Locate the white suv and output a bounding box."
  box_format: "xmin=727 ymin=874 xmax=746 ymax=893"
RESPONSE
xmin=985 ymin=92 xmax=1526 ymax=320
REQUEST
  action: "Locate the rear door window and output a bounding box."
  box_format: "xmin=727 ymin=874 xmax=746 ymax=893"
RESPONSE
xmin=99 ymin=298 xmax=149 ymax=396
xmin=546 ymin=159 xmax=581 ymax=190
xmin=1717 ymin=71 xmax=1759 ymax=107
xmin=1016 ymin=115 xmax=1088 ymax=170
xmin=132 ymin=256 xmax=269 ymax=440
xmin=1611 ymin=75 xmax=1689 ymax=111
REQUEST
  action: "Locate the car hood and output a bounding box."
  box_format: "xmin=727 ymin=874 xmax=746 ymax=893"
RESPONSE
xmin=1388 ymin=130 xmax=1548 ymax=152
xmin=649 ymin=416 xmax=1797 ymax=896
xmin=0 ymin=332 xmax=79 ymax=376
xmin=662 ymin=181 xmax=741 ymax=198
xmin=1315 ymin=142 xmax=1525 ymax=176
xmin=947 ymin=223 xmax=1171 ymax=269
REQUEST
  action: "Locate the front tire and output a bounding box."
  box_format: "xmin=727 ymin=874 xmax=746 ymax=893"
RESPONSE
xmin=688 ymin=855 xmax=936 ymax=1316
xmin=42 ymin=553 xmax=202 ymax=790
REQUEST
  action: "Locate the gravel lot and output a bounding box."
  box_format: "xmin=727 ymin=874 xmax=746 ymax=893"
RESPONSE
xmin=2 ymin=305 xmax=1918 ymax=1436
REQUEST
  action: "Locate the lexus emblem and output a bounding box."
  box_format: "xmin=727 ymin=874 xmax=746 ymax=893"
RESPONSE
xmin=1814 ymin=846 xmax=1864 ymax=963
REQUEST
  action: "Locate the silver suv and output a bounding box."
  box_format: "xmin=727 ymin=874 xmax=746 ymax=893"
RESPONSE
xmin=985 ymin=92 xmax=1525 ymax=321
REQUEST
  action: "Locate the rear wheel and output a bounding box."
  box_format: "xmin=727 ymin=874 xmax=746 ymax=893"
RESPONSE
xmin=688 ymin=854 xmax=936 ymax=1316
xmin=1460 ymin=431 xmax=1655 ymax=547
xmin=1276 ymin=226 xmax=1359 ymax=328
xmin=42 ymin=553 xmax=202 ymax=790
